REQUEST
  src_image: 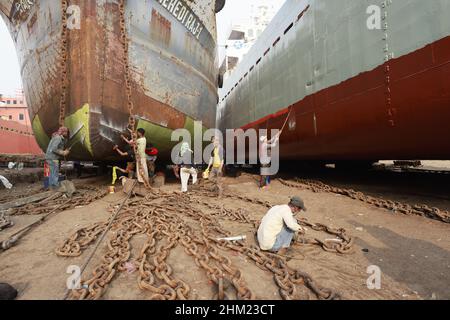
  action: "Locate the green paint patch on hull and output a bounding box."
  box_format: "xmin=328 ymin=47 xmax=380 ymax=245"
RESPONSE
xmin=137 ymin=117 xmax=208 ymax=154
xmin=137 ymin=120 xmax=177 ymax=153
xmin=32 ymin=115 xmax=50 ymax=152
xmin=64 ymin=103 xmax=93 ymax=158
xmin=32 ymin=104 xmax=93 ymax=158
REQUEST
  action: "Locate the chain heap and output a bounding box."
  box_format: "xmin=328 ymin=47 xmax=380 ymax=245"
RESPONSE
xmin=279 ymin=178 xmax=450 ymax=224
xmin=0 ymin=187 xmax=42 ymax=205
xmin=118 ymin=0 xmax=151 ymax=189
xmin=56 ymin=189 xmax=341 ymax=300
xmin=193 ymin=183 xmax=354 ymax=255
xmin=58 ymin=0 xmax=70 ymax=126
xmin=56 ymin=221 xmax=107 ymax=257
xmin=194 ymin=200 xmax=257 ymax=227
xmin=294 ymin=219 xmax=354 ymax=254
xmin=4 ymin=186 xmax=107 ymax=216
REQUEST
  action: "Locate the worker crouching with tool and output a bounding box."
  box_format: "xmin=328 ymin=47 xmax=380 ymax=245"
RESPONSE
xmin=257 ymin=196 xmax=308 ymax=255
xmin=45 ymin=127 xmax=70 ymax=190
xmin=112 ymin=143 xmax=136 ymax=188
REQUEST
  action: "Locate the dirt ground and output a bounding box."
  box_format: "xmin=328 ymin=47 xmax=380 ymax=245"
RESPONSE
xmin=0 ymin=171 xmax=449 ymax=300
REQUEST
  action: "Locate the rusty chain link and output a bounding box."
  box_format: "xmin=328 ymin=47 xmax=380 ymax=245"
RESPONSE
xmin=192 ymin=183 xmax=353 ymax=254
xmin=279 ymin=178 xmax=450 ymax=223
xmin=57 ymin=187 xmax=342 ymax=300
xmin=0 ymin=187 xmax=42 ymax=205
xmin=119 ymin=0 xmax=151 ymax=189
xmin=295 ymin=219 xmax=354 ymax=254
xmin=5 ymin=185 xmax=107 ymax=216
xmin=58 ymin=0 xmax=69 ymax=126
xmin=56 ymin=221 xmax=107 ymax=257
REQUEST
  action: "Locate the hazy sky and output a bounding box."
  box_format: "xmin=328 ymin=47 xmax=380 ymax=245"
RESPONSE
xmin=217 ymin=0 xmax=286 ymax=44
xmin=0 ymin=0 xmax=286 ymax=95
xmin=0 ymin=18 xmax=23 ymax=96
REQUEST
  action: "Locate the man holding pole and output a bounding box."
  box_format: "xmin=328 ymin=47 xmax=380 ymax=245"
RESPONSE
xmin=45 ymin=127 xmax=70 ymax=189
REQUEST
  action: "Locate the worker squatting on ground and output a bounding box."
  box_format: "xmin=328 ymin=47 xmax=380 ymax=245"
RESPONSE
xmin=45 ymin=127 xmax=70 ymax=189
xmin=259 ymin=132 xmax=281 ymax=189
xmin=122 ymin=128 xmax=149 ymax=184
xmin=257 ymin=196 xmax=307 ymax=255
xmin=178 ymin=142 xmax=198 ymax=193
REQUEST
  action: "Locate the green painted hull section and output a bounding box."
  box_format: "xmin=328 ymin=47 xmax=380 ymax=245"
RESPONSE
xmin=32 ymin=115 xmax=50 ymax=152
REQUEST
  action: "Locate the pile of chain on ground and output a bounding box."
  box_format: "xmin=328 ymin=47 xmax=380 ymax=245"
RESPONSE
xmin=5 ymin=185 xmax=107 ymax=217
xmin=56 ymin=187 xmax=349 ymax=300
xmin=193 ymin=188 xmax=354 ymax=255
xmin=0 ymin=187 xmax=42 ymax=205
xmin=279 ymin=178 xmax=450 ymax=223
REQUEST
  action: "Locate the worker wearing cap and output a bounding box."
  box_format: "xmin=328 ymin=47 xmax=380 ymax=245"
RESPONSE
xmin=208 ymin=136 xmax=225 ymax=179
xmin=257 ymin=196 xmax=307 ymax=254
xmin=45 ymin=127 xmax=70 ymax=189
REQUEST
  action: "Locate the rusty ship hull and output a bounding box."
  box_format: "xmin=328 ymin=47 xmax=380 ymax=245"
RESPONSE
xmin=218 ymin=0 xmax=450 ymax=161
xmin=1 ymin=0 xmax=223 ymax=160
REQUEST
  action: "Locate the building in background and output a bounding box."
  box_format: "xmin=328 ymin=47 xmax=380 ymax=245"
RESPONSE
xmin=0 ymin=90 xmax=31 ymax=126
xmin=219 ymin=1 xmax=280 ymax=85
xmin=0 ymin=89 xmax=42 ymax=155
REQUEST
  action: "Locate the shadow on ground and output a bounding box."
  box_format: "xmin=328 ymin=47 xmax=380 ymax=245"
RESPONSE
xmin=348 ymin=221 xmax=450 ymax=299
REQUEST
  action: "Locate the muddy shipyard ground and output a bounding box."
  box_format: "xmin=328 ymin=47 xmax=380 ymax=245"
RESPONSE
xmin=1 ymin=162 xmax=449 ymax=300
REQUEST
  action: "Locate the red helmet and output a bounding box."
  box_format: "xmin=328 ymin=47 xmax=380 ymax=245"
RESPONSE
xmin=145 ymin=147 xmax=158 ymax=156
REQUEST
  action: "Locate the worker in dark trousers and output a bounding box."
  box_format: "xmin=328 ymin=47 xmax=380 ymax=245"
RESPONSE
xmin=145 ymin=143 xmax=158 ymax=178
xmin=259 ymin=132 xmax=281 ymax=189
xmin=205 ymin=136 xmax=225 ymax=196
xmin=74 ymin=161 xmax=83 ymax=178
xmin=45 ymin=127 xmax=70 ymax=189
xmin=113 ymin=142 xmax=136 ymax=179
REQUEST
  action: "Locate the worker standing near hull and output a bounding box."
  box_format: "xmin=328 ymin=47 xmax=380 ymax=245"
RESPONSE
xmin=178 ymin=142 xmax=197 ymax=193
xmin=45 ymin=127 xmax=70 ymax=190
xmin=122 ymin=129 xmax=149 ymax=185
xmin=113 ymin=142 xmax=136 ymax=180
xmin=145 ymin=144 xmax=159 ymax=179
xmin=205 ymin=136 xmax=225 ymax=196
xmin=0 ymin=0 xmax=224 ymax=161
xmin=259 ymin=132 xmax=281 ymax=189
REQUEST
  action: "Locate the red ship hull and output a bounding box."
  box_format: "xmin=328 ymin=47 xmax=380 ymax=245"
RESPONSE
xmin=241 ymin=36 xmax=450 ymax=161
xmin=0 ymin=120 xmax=43 ymax=156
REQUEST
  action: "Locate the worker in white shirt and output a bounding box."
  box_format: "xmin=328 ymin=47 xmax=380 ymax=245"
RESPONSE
xmin=257 ymin=196 xmax=307 ymax=255
xmin=178 ymin=142 xmax=198 ymax=193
